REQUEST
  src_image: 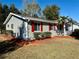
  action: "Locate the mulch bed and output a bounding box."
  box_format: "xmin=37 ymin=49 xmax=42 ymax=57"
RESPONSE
xmin=52 ymin=36 xmax=74 ymax=39
xmin=15 ymin=36 xmax=75 ymax=46
xmin=0 ymin=34 xmax=76 ymax=46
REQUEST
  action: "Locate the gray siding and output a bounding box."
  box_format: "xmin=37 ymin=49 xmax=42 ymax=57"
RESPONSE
xmin=6 ymin=16 xmax=24 ymax=37
xmin=42 ymin=23 xmax=49 ymax=32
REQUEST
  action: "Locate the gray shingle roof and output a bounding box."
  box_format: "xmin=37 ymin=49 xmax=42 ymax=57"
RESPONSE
xmin=3 ymin=13 xmax=58 ymax=24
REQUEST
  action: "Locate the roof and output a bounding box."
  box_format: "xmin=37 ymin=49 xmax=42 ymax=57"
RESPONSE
xmin=3 ymin=12 xmax=58 ymax=24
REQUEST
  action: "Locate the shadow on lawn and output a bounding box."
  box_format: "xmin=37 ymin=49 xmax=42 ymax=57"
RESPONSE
xmin=0 ymin=39 xmax=22 ymax=59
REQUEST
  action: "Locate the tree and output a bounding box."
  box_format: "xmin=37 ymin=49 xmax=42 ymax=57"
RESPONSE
xmin=23 ymin=0 xmax=41 ymax=17
xmin=43 ymin=5 xmax=60 ymax=20
xmin=10 ymin=4 xmax=15 ymax=13
xmin=0 ymin=3 xmax=2 ymax=22
xmin=0 ymin=4 xmax=7 ymax=33
xmin=0 ymin=3 xmax=2 ymax=16
xmin=3 ymin=4 xmax=9 ymax=17
xmin=58 ymin=16 xmax=68 ymax=24
xmin=2 ymin=5 xmax=9 ymax=30
xmin=0 ymin=3 xmax=3 ymax=32
xmin=10 ymin=4 xmax=21 ymax=14
xmin=58 ymin=16 xmax=70 ymax=35
xmin=0 ymin=3 xmax=21 ymax=33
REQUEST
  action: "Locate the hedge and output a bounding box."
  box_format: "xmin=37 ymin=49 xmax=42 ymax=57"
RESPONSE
xmin=34 ymin=32 xmax=51 ymax=40
xmin=5 ymin=30 xmax=13 ymax=35
xmin=70 ymin=29 xmax=79 ymax=39
xmin=1 ymin=30 xmax=13 ymax=35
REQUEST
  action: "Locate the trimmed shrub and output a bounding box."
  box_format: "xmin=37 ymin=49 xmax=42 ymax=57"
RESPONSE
xmin=34 ymin=32 xmax=51 ymax=39
xmin=44 ymin=32 xmax=51 ymax=38
xmin=34 ymin=32 xmax=42 ymax=39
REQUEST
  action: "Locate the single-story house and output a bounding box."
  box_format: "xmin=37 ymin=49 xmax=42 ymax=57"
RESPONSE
xmin=3 ymin=13 xmax=58 ymax=40
xmin=4 ymin=13 xmax=79 ymax=40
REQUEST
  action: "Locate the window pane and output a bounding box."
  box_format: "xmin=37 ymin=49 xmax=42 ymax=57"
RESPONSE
xmin=11 ymin=24 xmax=14 ymax=29
xmin=34 ymin=23 xmax=37 ymax=31
xmin=34 ymin=23 xmax=40 ymax=31
xmin=37 ymin=23 xmax=40 ymax=31
xmin=7 ymin=25 xmax=9 ymax=27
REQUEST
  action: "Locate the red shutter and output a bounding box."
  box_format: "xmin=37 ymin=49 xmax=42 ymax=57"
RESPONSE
xmin=40 ymin=22 xmax=43 ymax=32
xmin=32 ymin=21 xmax=34 ymax=32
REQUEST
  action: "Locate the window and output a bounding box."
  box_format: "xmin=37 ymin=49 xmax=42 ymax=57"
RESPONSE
xmin=65 ymin=23 xmax=69 ymax=31
xmin=50 ymin=25 xmax=53 ymax=30
xmin=49 ymin=24 xmax=52 ymax=31
xmin=11 ymin=24 xmax=14 ymax=29
xmin=34 ymin=23 xmax=40 ymax=31
xmin=7 ymin=25 xmax=9 ymax=27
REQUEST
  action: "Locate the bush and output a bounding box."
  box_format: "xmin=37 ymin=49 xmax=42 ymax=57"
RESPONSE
xmin=5 ymin=30 xmax=13 ymax=35
xmin=0 ymin=30 xmax=13 ymax=35
xmin=34 ymin=32 xmax=51 ymax=40
xmin=1 ymin=30 xmax=6 ymax=34
xmin=34 ymin=32 xmax=42 ymax=39
xmin=70 ymin=29 xmax=79 ymax=39
xmin=44 ymin=32 xmax=51 ymax=38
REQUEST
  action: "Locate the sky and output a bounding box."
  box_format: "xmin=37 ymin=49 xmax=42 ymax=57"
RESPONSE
xmin=0 ymin=0 xmax=79 ymax=22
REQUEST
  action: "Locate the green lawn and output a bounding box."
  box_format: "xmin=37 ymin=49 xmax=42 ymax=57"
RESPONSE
xmin=1 ymin=38 xmax=79 ymax=59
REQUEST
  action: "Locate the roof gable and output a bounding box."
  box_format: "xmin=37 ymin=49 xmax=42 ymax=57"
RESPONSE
xmin=3 ymin=13 xmax=27 ymax=24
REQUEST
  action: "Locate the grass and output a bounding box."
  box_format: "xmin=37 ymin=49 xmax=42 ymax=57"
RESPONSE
xmin=1 ymin=38 xmax=79 ymax=59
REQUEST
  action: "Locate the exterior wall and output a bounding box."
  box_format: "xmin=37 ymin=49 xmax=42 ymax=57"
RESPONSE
xmin=6 ymin=16 xmax=27 ymax=38
xmin=69 ymin=24 xmax=79 ymax=31
xmin=67 ymin=24 xmax=79 ymax=35
xmin=50 ymin=24 xmax=58 ymax=36
xmin=42 ymin=23 xmax=49 ymax=32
